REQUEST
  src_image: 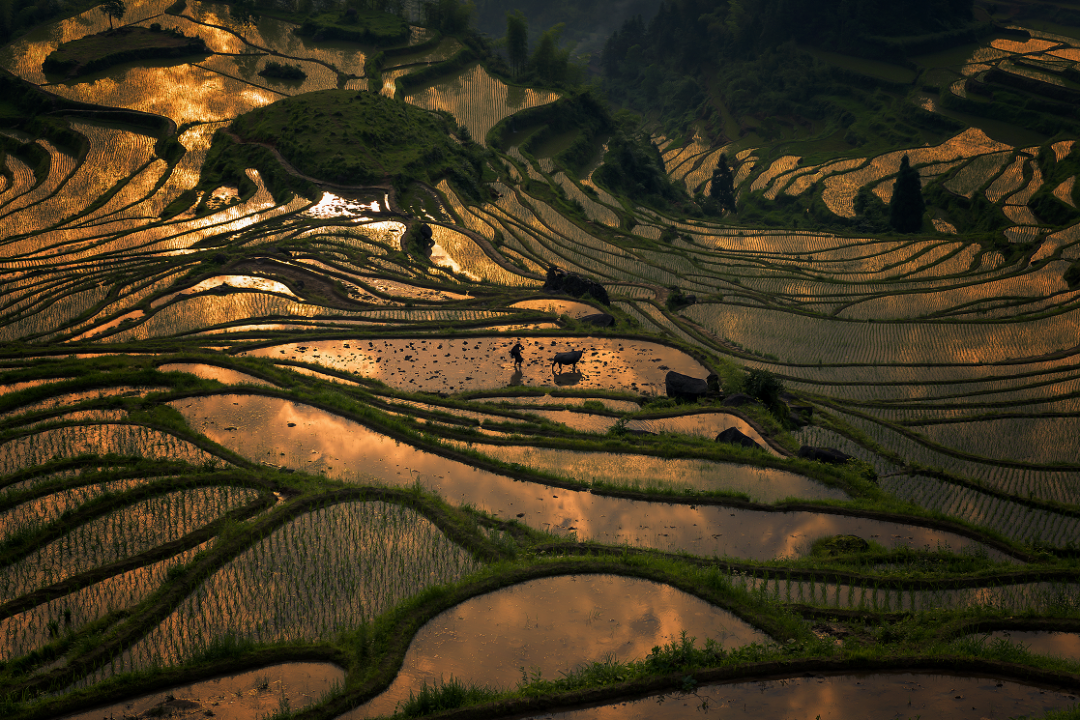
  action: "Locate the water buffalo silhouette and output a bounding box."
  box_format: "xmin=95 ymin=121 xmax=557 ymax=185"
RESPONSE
xmin=551 ymin=350 xmax=583 ymax=373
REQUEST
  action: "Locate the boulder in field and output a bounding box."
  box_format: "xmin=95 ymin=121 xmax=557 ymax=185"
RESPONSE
xmin=722 ymin=393 xmax=761 ymax=408
xmin=665 ymin=371 xmax=708 ymax=401
xmin=789 ymin=404 xmax=813 ymax=428
xmin=579 ymin=312 xmax=615 ymax=327
xmin=715 ymin=427 xmax=763 ymax=451
xmin=798 ymin=446 xmax=853 ymax=464
xmin=707 ymin=373 xmax=721 ymax=394
xmin=544 ymin=266 xmax=610 ymax=305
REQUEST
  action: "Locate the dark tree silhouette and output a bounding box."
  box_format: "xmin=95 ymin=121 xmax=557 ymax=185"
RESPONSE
xmin=100 ymin=0 xmax=125 ymax=29
xmin=506 ymin=10 xmax=528 ymax=77
xmin=710 ymin=153 xmax=737 ymax=214
xmin=890 ymin=154 xmax=925 ymax=233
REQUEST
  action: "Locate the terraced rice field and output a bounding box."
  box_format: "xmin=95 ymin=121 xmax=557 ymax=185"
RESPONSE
xmin=0 ymin=5 xmax=1078 ymax=720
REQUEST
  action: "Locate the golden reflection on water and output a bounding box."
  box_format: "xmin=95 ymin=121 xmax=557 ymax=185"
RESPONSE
xmin=453 ymin=442 xmax=843 ymax=503
xmin=170 ymin=394 xmax=1004 ymax=560
xmin=45 ymin=63 xmax=282 ymax=126
xmin=244 ymin=336 xmax=710 ymax=395
xmin=404 ymin=63 xmax=559 ymax=144
xmin=65 ymin=662 xmax=345 ymax=720
xmin=0 ymin=0 xmax=175 ymax=82
xmin=344 ymin=575 xmax=769 ymax=719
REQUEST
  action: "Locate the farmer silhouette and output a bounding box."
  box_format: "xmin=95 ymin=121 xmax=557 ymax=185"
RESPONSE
xmin=509 ymin=340 xmax=524 ymax=369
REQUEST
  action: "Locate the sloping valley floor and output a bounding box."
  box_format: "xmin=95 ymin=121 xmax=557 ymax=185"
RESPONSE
xmin=1 ymin=1 xmax=1080 ymax=718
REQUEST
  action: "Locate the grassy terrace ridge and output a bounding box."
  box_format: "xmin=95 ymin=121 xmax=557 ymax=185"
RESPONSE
xmin=41 ymin=26 xmax=210 ymax=80
xmin=294 ymin=7 xmax=410 ymax=46
xmin=227 ymin=89 xmax=489 ymax=193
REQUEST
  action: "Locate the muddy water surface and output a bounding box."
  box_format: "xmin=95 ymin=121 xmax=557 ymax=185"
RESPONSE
xmin=339 ymin=575 xmax=769 ymax=719
xmin=63 ymin=662 xmax=345 ymax=720
xmin=170 ymin=395 xmax=1008 ymax=561
xmin=244 ymin=337 xmax=710 ymax=395
xmin=986 ymin=630 xmax=1080 ymax=659
xmin=159 ymin=363 xmax=274 ymax=387
xmin=526 ymin=672 xmax=1079 ymax=719
xmin=453 ymin=443 xmax=846 ymax=503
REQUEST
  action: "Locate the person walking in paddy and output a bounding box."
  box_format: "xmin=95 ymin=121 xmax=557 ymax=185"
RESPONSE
xmin=509 ymin=340 xmax=524 ymax=369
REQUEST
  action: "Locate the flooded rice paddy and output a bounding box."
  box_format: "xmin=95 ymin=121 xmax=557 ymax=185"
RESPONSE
xmin=65 ymin=662 xmax=346 ymax=720
xmin=244 ymin=337 xmax=710 ymax=395
xmin=342 ymin=575 xmax=769 ymax=718
xmin=528 ymin=672 xmax=1080 ymax=720
xmin=170 ymin=394 xmax=1005 ymax=560
xmin=0 ymin=5 xmax=1078 ymax=719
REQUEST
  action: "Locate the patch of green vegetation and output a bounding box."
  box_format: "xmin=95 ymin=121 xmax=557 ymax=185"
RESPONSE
xmin=228 ymin=89 xmax=490 ymax=198
xmin=42 ymin=26 xmax=209 ymax=79
xmin=197 ymin=131 xmax=317 ymax=208
xmin=294 ymin=6 xmax=410 ymax=46
xmin=488 ymin=91 xmax=610 ymax=173
xmin=257 ymin=60 xmax=306 ymax=81
xmin=595 ymin=121 xmax=689 ymax=210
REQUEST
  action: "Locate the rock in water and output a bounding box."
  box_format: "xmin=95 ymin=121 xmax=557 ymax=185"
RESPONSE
xmin=715 ymin=427 xmax=763 ymax=451
xmin=798 ymin=446 xmax=853 ymax=464
xmin=665 ymin=371 xmax=709 ymax=400
xmin=579 ymin=312 xmax=615 ymax=327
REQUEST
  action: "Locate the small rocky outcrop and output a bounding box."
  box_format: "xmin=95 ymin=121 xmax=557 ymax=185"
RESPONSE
xmin=544 ymin=266 xmax=610 ymax=305
xmin=579 ymin=312 xmax=615 ymax=327
xmin=415 ymin=223 xmax=435 ymax=250
xmin=665 ymin=371 xmax=709 ymax=401
xmin=707 ymin=373 xmax=721 ymax=394
xmin=789 ymin=404 xmax=813 ymax=428
xmin=715 ymin=427 xmax=763 ymax=451
xmin=798 ymin=446 xmax=853 ymax=464
xmin=722 ymin=393 xmax=761 ymax=408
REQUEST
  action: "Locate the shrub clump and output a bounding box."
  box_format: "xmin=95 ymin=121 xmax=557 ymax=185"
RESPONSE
xmin=258 ymin=61 xmax=307 ymax=81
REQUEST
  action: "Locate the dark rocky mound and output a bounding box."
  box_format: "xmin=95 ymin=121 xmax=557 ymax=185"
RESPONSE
xmin=715 ymin=427 xmax=763 ymax=451
xmin=789 ymin=404 xmax=813 ymax=428
xmin=798 ymin=446 xmax=854 ymax=464
xmin=414 ymin=223 xmax=435 ymax=250
xmin=665 ymin=371 xmax=709 ymax=401
xmin=544 ymin=266 xmax=610 ymax=305
xmin=579 ymin=312 xmax=615 ymax=327
xmin=722 ymin=393 xmax=761 ymax=408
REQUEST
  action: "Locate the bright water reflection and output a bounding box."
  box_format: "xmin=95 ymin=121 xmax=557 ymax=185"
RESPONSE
xmin=340 ymin=575 xmax=769 ymax=719
xmin=170 ymin=395 xmax=1007 ymax=560
xmin=64 ymin=662 xmax=345 ymax=720
xmin=452 ymin=442 xmax=844 ymax=503
xmin=244 ymin=337 xmax=711 ymax=395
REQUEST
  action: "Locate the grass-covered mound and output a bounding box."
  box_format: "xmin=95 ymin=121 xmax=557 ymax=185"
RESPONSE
xmin=295 ymin=6 xmax=410 ymax=45
xmin=42 ymin=26 xmax=209 ymax=80
xmin=228 ymin=89 xmax=489 ymax=194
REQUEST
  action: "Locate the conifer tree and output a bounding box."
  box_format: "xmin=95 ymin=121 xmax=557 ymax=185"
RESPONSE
xmin=710 ymin=153 xmax=737 ymax=214
xmin=506 ymin=11 xmax=528 ymax=77
xmin=890 ymin=154 xmax=925 ymax=233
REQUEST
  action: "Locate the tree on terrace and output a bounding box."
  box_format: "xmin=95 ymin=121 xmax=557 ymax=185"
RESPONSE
xmin=890 ymin=154 xmax=925 ymax=233
xmin=506 ymin=10 xmax=528 ymax=77
xmin=710 ymin=153 xmax=737 ymax=214
xmin=100 ymin=0 xmax=125 ymax=29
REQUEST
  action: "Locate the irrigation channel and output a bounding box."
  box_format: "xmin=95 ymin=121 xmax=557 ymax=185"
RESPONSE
xmin=0 ymin=0 xmax=1079 ymax=718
